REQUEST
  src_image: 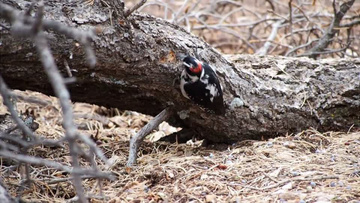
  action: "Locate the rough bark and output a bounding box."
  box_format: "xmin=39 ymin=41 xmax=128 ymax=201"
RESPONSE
xmin=0 ymin=1 xmax=359 ymax=143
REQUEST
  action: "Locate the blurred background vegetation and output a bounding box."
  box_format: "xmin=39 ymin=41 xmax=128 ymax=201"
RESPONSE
xmin=126 ymin=0 xmax=360 ymax=58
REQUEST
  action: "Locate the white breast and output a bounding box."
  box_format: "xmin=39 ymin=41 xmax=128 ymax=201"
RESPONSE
xmin=180 ymin=70 xmax=190 ymax=99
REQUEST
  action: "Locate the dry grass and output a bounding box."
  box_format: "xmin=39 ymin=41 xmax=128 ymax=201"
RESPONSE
xmin=1 ymin=90 xmax=359 ymax=202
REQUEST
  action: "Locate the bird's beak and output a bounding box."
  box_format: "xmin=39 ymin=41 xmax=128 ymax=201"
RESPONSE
xmin=176 ymin=53 xmax=187 ymax=61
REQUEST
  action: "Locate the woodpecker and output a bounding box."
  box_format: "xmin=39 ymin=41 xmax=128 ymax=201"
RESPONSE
xmin=180 ymin=56 xmax=225 ymax=115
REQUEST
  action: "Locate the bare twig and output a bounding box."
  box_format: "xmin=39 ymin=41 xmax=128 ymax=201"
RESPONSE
xmin=235 ymin=175 xmax=339 ymax=191
xmin=298 ymin=26 xmax=352 ymax=57
xmin=285 ymin=39 xmax=319 ymax=56
xmin=124 ymin=0 xmax=147 ymax=17
xmin=303 ymin=0 xmax=355 ymax=58
xmin=44 ymin=175 xmax=105 ymax=184
xmin=79 ymin=133 xmax=109 ymax=165
xmin=0 ymin=76 xmax=36 ymax=140
xmin=64 ymin=59 xmax=73 ymax=78
xmin=256 ymin=20 xmax=283 ymax=56
xmin=74 ymin=113 xmax=110 ymax=125
xmin=0 ymin=2 xmax=111 ymax=202
xmin=34 ymin=26 xmax=88 ymax=203
xmin=265 ymin=0 xmax=275 ymax=11
xmin=340 ymin=19 xmax=360 ymax=28
xmin=288 ymin=0 xmax=294 ymax=44
xmin=291 ymin=2 xmax=310 ymax=22
xmin=139 ymin=1 xmax=176 ymax=20
xmin=29 ymin=2 xmax=86 ymax=202
xmin=192 ymin=17 xmax=281 ymax=30
xmin=127 ymin=107 xmax=172 ymax=166
xmin=176 ymin=0 xmax=202 ymax=25
xmin=0 ymin=150 xmax=112 ymax=179
xmin=172 ymin=0 xmax=190 ymax=24
xmin=0 ymin=133 xmax=64 ymax=149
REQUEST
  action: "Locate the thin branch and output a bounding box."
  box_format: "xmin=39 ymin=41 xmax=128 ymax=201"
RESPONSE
xmin=64 ymin=59 xmax=73 ymax=78
xmin=0 ymin=76 xmax=37 ymax=140
xmin=32 ymin=6 xmax=88 ymax=200
xmin=303 ymin=0 xmax=355 ymax=58
xmin=256 ymin=20 xmax=283 ymax=56
xmin=172 ymin=0 xmax=190 ymax=24
xmin=265 ymin=0 xmax=275 ymax=11
xmin=340 ymin=19 xmax=360 ymax=28
xmin=194 ymin=25 xmax=256 ymax=51
xmin=0 ymin=150 xmax=113 ymax=179
xmin=235 ymin=175 xmax=339 ymax=191
xmin=79 ymin=133 xmax=109 ymax=166
xmin=192 ymin=17 xmax=281 ymax=29
xmin=139 ymin=1 xmax=176 ymax=20
xmin=124 ymin=0 xmax=147 ymax=17
xmin=74 ymin=113 xmax=110 ymax=126
xmin=0 ymin=133 xmax=64 ymax=149
xmin=127 ymin=107 xmax=172 ymax=167
xmin=0 ymin=2 xmax=112 ymax=202
xmin=175 ymin=0 xmax=202 ymax=27
xmin=285 ymin=39 xmax=319 ymax=56
xmin=298 ymin=39 xmax=352 ymax=57
xmin=291 ymin=2 xmax=310 ymax=22
xmin=288 ymin=0 xmax=294 ymax=44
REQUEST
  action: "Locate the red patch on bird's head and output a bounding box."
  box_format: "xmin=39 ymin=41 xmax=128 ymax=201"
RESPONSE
xmin=190 ymin=63 xmax=202 ymax=73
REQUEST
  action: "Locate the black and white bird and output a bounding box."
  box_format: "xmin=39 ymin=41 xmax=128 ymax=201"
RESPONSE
xmin=180 ymin=56 xmax=225 ymax=115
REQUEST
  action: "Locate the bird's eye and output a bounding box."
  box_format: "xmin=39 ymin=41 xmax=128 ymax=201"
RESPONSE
xmin=183 ymin=62 xmax=191 ymax=68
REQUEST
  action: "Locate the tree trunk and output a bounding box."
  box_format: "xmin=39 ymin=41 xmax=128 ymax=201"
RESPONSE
xmin=0 ymin=0 xmax=359 ymax=143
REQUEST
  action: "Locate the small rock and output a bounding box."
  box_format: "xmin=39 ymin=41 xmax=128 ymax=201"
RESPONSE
xmin=279 ymin=198 xmax=287 ymax=203
xmin=229 ymin=97 xmax=244 ymax=110
xmin=178 ymin=110 xmax=190 ymax=120
xmin=225 ymin=160 xmax=233 ymax=165
xmin=290 ymin=171 xmax=300 ymax=176
xmin=217 ymin=164 xmax=227 ymax=170
xmin=205 ymin=194 xmax=217 ymax=203
xmin=267 ymin=141 xmax=273 ymax=147
xmin=200 ymin=174 xmax=208 ymax=180
xmin=108 ymin=121 xmax=114 ymax=128
xmin=283 ymin=141 xmax=296 ymax=149
xmin=279 ymin=192 xmax=298 ymax=200
xmin=331 ymin=154 xmax=336 ymax=162
xmin=282 ymin=182 xmax=293 ymax=190
xmin=157 ymin=192 xmax=167 ymax=199
xmin=167 ymin=171 xmax=174 ymax=178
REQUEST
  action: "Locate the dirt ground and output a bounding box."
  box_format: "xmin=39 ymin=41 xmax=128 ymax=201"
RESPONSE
xmin=0 ymin=90 xmax=359 ymax=203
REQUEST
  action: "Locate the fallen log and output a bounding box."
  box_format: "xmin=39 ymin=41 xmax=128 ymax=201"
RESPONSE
xmin=0 ymin=0 xmax=359 ymax=143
